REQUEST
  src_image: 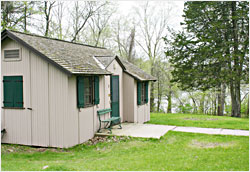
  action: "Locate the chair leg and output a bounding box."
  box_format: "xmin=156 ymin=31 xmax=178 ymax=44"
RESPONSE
xmin=118 ymin=119 xmax=122 ymax=129
xmin=119 ymin=124 xmax=122 ymax=129
xmin=104 ymin=122 xmax=110 ymax=129
xmin=108 ymin=127 xmax=112 ymax=134
xmin=98 ymin=121 xmax=102 ymax=133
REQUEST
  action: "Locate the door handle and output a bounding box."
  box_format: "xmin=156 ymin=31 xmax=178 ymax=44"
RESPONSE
xmin=27 ymin=108 xmax=32 ymax=110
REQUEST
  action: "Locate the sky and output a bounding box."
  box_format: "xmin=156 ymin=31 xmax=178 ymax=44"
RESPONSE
xmin=117 ymin=1 xmax=185 ymax=29
xmin=28 ymin=1 xmax=185 ymax=40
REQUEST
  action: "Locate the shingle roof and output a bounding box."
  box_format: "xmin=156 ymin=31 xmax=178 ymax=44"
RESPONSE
xmin=2 ymin=30 xmax=113 ymax=75
xmin=2 ymin=29 xmax=156 ymax=81
xmin=119 ymin=58 xmax=157 ymax=81
xmin=96 ymin=55 xmax=156 ymax=81
xmin=95 ymin=56 xmax=116 ymax=68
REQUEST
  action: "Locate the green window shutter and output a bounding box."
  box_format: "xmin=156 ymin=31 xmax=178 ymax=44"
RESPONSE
xmin=137 ymin=81 xmax=141 ymax=105
xmin=94 ymin=76 xmax=100 ymax=105
xmin=77 ymin=76 xmax=84 ymax=108
xmin=145 ymin=81 xmax=149 ymax=103
xmin=13 ymin=76 xmax=23 ymax=107
xmin=3 ymin=76 xmax=23 ymax=108
xmin=3 ymin=76 xmax=14 ymax=107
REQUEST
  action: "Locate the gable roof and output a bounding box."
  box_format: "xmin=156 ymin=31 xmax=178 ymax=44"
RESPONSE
xmin=96 ymin=55 xmax=156 ymax=81
xmin=1 ymin=29 xmax=156 ymax=81
xmin=1 ymin=29 xmax=112 ymax=75
xmin=95 ymin=56 xmax=115 ymax=68
xmin=95 ymin=56 xmax=126 ymax=70
xmin=120 ymin=59 xmax=157 ymax=81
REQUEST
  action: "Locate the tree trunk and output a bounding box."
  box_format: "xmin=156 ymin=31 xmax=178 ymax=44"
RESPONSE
xmin=230 ymin=81 xmax=237 ymax=117
xmin=214 ymin=94 xmax=217 ymax=115
xmin=230 ymin=1 xmax=241 ymax=117
xmin=220 ymin=83 xmax=226 ymax=116
xmin=191 ymin=97 xmax=197 ymax=114
xmin=150 ymin=67 xmax=155 ymax=112
xmin=200 ymin=93 xmax=205 ymax=114
xmin=217 ymin=84 xmax=226 ymax=116
xmin=128 ymin=27 xmax=135 ymax=63
xmin=235 ymin=82 xmax=241 ymax=117
xmin=24 ymin=4 xmax=27 ymax=32
xmin=44 ymin=2 xmax=49 ymax=37
xmin=247 ymin=95 xmax=249 ymax=117
xmin=217 ymin=87 xmax=222 ymax=116
xmin=167 ymin=90 xmax=172 ymax=113
xmin=157 ymin=79 xmax=161 ymax=112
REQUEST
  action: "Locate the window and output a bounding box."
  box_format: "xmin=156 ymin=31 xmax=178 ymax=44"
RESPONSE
xmin=137 ymin=81 xmax=149 ymax=105
xmin=141 ymin=82 xmax=146 ymax=104
xmin=77 ymin=76 xmax=99 ymax=108
xmin=84 ymin=77 xmax=94 ymax=106
xmin=3 ymin=76 xmax=23 ymax=108
xmin=4 ymin=49 xmax=21 ymax=61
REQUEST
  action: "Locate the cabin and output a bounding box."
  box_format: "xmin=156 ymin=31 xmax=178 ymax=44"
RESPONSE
xmin=1 ymin=30 xmax=156 ymax=148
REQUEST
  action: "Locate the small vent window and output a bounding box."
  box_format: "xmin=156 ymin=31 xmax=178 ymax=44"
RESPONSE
xmin=4 ymin=49 xmax=20 ymax=59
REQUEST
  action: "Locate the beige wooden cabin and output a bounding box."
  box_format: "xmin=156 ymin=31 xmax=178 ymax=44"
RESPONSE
xmin=1 ymin=30 xmax=156 ymax=148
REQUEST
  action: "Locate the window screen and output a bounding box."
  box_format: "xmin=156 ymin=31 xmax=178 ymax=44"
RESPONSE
xmin=84 ymin=77 xmax=94 ymax=106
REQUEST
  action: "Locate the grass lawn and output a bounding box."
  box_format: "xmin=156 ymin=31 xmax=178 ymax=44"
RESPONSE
xmin=147 ymin=113 xmax=249 ymax=130
xmin=1 ymin=131 xmax=249 ymax=171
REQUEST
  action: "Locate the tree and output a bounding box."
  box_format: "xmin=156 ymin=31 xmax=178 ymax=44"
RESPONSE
xmin=87 ymin=2 xmax=116 ymax=47
xmin=70 ymin=1 xmax=107 ymax=43
xmin=1 ymin=1 xmax=38 ymax=32
xmin=43 ymin=1 xmax=55 ymax=37
xmin=51 ymin=1 xmax=65 ymax=39
xmin=154 ymin=60 xmax=169 ymax=112
xmin=134 ymin=1 xmax=172 ymax=111
xmin=164 ymin=1 xmax=249 ymax=117
xmin=112 ymin=13 xmax=138 ymax=63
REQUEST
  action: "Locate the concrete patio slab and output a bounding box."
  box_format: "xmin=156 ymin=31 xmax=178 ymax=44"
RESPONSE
xmin=95 ymin=123 xmax=176 ymax=139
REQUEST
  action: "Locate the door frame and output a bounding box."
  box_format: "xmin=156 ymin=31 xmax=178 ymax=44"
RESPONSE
xmin=110 ymin=75 xmax=120 ymax=118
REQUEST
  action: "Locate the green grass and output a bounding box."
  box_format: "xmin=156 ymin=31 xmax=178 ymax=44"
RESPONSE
xmin=147 ymin=113 xmax=249 ymax=130
xmin=1 ymin=132 xmax=249 ymax=171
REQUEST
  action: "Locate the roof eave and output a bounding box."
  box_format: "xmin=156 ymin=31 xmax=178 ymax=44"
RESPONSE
xmin=124 ymin=71 xmax=157 ymax=82
xmin=72 ymin=71 xmax=112 ymax=75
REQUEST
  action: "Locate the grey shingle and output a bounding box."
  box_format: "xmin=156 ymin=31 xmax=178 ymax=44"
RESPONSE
xmin=96 ymin=55 xmax=156 ymax=81
xmin=5 ymin=30 xmax=156 ymax=80
xmin=119 ymin=58 xmax=157 ymax=81
xmin=9 ymin=30 xmax=113 ymax=75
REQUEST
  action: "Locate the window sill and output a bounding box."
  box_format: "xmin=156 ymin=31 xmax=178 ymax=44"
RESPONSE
xmin=3 ymin=58 xmax=22 ymax=62
xmin=138 ymin=103 xmax=148 ymax=106
xmin=2 ymin=107 xmax=25 ymax=109
xmin=78 ymin=104 xmax=95 ymax=109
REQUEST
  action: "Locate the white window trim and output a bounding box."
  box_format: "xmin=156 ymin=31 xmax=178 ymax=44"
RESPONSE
xmin=3 ymin=48 xmax=22 ymax=62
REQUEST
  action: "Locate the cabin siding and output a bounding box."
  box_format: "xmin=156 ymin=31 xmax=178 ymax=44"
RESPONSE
xmin=1 ymin=38 xmax=32 ymax=145
xmin=1 ymin=38 xmax=69 ymax=148
xmin=1 ymin=37 xmax=152 ymax=148
xmin=123 ymin=72 xmax=135 ymax=122
xmin=136 ymin=80 xmax=150 ymax=124
xmin=30 ymin=52 xmax=49 ymax=146
xmin=48 ymin=64 xmax=68 ymax=148
xmin=66 ymin=75 xmax=109 ymax=145
xmin=94 ymin=75 xmax=111 ymax=132
xmin=107 ymin=60 xmax=123 ymax=122
xmin=122 ymin=72 xmax=151 ymax=124
xmin=65 ymin=76 xmax=79 ymax=147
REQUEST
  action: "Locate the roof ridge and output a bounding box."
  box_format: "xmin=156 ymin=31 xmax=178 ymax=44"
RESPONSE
xmin=7 ymin=29 xmax=107 ymax=50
